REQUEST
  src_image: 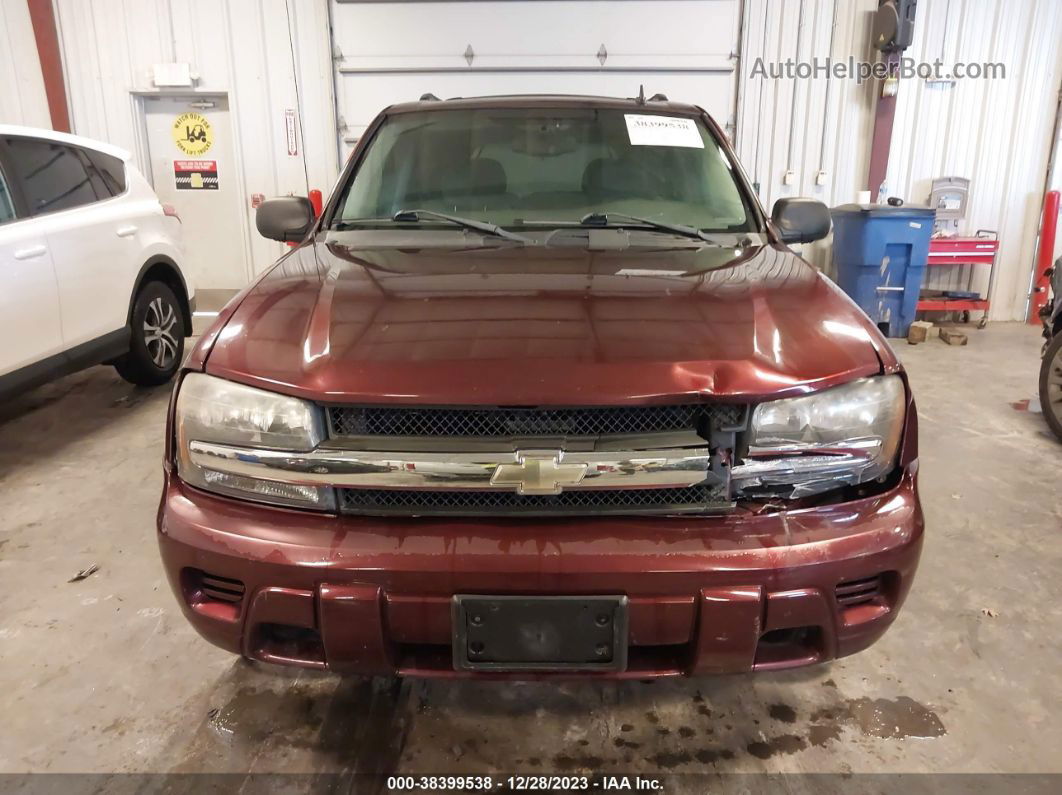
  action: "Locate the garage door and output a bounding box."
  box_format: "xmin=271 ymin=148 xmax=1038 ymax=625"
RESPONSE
xmin=330 ymin=0 xmax=741 ymax=157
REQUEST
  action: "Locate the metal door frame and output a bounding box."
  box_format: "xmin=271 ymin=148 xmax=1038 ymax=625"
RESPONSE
xmin=130 ymin=90 xmax=255 ymax=284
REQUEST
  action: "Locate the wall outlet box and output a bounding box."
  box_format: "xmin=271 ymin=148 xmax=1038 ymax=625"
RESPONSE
xmin=783 ymin=170 xmax=795 ymax=186
xmin=816 ymin=170 xmax=828 ymax=186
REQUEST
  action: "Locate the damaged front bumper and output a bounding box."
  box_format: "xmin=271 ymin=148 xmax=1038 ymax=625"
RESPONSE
xmin=157 ymin=466 xmax=924 ymax=678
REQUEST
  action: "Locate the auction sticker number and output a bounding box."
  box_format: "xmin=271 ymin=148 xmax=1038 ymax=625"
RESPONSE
xmin=624 ymin=114 xmax=704 ymax=148
xmin=172 ymin=112 xmax=214 ymax=156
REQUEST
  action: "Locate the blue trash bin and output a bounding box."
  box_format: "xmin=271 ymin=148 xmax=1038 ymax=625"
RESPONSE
xmin=830 ymin=204 xmax=936 ymax=338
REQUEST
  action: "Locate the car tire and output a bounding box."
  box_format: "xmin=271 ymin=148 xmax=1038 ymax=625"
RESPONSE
xmin=114 ymin=281 xmax=186 ymax=386
xmin=1039 ymin=331 xmax=1062 ymax=442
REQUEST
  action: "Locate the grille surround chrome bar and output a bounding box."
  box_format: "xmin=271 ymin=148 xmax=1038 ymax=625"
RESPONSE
xmin=188 ymin=441 xmax=715 ymax=494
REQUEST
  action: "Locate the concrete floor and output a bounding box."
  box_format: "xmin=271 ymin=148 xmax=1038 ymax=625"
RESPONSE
xmin=1 ymin=322 xmax=1060 ymax=788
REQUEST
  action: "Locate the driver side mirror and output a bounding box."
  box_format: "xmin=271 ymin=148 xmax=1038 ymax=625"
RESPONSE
xmin=771 ymin=197 xmax=832 ymax=244
xmin=256 ymin=196 xmax=315 ymax=242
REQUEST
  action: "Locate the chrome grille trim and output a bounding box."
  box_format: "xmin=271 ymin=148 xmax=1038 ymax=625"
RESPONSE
xmin=187 ymin=441 xmax=715 ymax=493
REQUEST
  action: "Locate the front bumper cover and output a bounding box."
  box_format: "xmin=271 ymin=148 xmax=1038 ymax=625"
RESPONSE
xmin=158 ymin=469 xmax=923 ymax=678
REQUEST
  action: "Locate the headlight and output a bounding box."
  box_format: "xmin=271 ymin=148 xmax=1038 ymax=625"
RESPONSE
xmin=175 ymin=373 xmax=334 ymax=510
xmin=733 ymin=375 xmax=906 ymax=498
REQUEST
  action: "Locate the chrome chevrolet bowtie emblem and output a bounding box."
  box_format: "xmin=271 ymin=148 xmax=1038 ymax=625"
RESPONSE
xmin=490 ymin=452 xmax=588 ymax=495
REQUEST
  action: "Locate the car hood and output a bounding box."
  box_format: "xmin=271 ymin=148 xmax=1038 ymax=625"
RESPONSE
xmin=203 ymin=234 xmax=893 ymax=405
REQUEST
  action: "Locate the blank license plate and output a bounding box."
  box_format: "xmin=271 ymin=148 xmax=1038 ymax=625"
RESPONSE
xmin=452 ymin=595 xmax=629 ymax=672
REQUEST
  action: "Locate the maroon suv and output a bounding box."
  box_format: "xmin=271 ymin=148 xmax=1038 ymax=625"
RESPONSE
xmin=159 ymin=95 xmax=922 ymax=678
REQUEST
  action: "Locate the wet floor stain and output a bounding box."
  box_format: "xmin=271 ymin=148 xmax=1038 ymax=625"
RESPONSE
xmin=808 ymin=722 xmax=843 ymax=747
xmin=206 ymin=685 xmax=323 ymax=747
xmin=746 ymin=734 xmax=807 ymax=759
xmin=645 ymin=750 xmax=693 ymax=768
xmin=168 ymin=667 xmax=421 ymax=775
xmin=162 ymin=666 xmax=947 ymax=777
xmin=846 ymin=696 xmax=947 ymax=739
xmin=695 ymin=748 xmax=735 ymax=764
xmin=743 ymin=695 xmax=945 ymax=761
xmin=554 ymin=754 xmax=604 ymax=771
xmin=768 ymin=703 xmax=797 ymax=723
xmin=810 ymin=696 xmax=946 ymax=741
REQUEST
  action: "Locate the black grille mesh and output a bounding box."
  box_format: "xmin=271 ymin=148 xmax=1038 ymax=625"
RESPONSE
xmin=338 ymin=484 xmax=727 ymax=516
xmin=328 ymin=403 xmax=744 ymax=438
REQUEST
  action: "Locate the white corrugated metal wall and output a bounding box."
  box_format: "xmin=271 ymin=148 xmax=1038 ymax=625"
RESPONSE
xmin=737 ymin=0 xmax=1062 ymax=320
xmin=735 ymin=0 xmax=879 ymax=278
xmin=49 ymin=0 xmax=339 ymax=285
xmin=4 ymin=0 xmax=1060 ymax=314
xmin=736 ymin=0 xmax=878 ymax=212
xmin=0 ymin=1 xmax=51 ymax=128
xmin=883 ymin=0 xmax=1062 ymax=320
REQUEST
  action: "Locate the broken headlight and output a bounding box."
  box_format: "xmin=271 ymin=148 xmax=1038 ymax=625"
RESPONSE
xmin=174 ymin=373 xmax=334 ymax=510
xmin=732 ymin=375 xmax=906 ymax=499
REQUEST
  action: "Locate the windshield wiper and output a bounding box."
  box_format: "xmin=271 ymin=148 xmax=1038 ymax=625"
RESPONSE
xmin=580 ymin=211 xmax=719 ymax=244
xmin=391 ymin=209 xmax=531 ymax=243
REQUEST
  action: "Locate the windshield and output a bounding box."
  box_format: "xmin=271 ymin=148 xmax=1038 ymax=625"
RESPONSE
xmin=333 ymin=107 xmax=757 ymax=233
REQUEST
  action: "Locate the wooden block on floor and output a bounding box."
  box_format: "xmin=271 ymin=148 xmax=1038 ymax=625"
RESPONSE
xmin=940 ymin=328 xmax=968 ymax=346
xmin=908 ymin=321 xmax=935 ymax=344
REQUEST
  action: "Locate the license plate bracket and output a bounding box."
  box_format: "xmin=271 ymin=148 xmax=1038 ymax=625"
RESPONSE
xmin=452 ymin=595 xmax=629 ymax=672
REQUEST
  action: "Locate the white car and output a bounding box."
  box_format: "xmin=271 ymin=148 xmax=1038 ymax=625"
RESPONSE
xmin=0 ymin=125 xmax=193 ymax=400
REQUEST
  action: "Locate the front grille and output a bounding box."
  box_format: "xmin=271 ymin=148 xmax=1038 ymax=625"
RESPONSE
xmin=328 ymin=403 xmax=745 ymax=439
xmin=339 ymin=484 xmax=728 ymax=516
xmin=835 ymin=575 xmax=883 ymax=608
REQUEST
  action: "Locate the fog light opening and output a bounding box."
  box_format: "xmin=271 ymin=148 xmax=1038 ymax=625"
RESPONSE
xmin=754 ymin=626 xmax=823 ymax=669
xmin=251 ymin=622 xmax=326 ymax=668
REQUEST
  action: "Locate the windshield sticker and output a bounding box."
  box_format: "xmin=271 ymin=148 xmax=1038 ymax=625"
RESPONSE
xmin=617 ymin=269 xmax=687 ymax=277
xmin=624 ymin=115 xmax=704 ymax=148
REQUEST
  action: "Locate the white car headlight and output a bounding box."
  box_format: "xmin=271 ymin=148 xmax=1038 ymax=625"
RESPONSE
xmin=734 ymin=375 xmax=906 ymax=498
xmin=175 ymin=373 xmax=334 ymax=509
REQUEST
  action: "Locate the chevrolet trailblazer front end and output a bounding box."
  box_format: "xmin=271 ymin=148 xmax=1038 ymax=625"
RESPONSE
xmin=158 ymin=95 xmax=922 ymax=678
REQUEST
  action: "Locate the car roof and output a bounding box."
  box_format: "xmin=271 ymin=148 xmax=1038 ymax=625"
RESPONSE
xmin=0 ymin=124 xmax=131 ymax=161
xmin=384 ymin=93 xmax=706 ymax=116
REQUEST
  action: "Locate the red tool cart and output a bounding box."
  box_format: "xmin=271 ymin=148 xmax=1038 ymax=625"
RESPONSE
xmin=916 ymin=234 xmax=999 ymax=329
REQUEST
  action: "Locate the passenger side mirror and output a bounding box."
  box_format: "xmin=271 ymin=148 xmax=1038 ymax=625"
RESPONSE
xmin=256 ymin=196 xmax=315 ymax=242
xmin=771 ymin=197 xmax=832 ymax=244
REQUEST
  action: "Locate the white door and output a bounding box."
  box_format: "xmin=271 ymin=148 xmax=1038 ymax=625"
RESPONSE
xmin=0 ymin=164 xmax=62 ymax=376
xmin=330 ymin=0 xmax=741 ymax=156
xmin=142 ymin=95 xmax=247 ymax=289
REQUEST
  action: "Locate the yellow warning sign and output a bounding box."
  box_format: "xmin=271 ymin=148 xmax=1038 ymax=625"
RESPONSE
xmin=172 ymin=112 xmax=213 ymax=156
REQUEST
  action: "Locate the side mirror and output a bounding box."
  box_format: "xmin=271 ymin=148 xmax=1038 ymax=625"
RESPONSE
xmin=256 ymin=196 xmax=315 ymax=242
xmin=771 ymin=197 xmax=832 ymax=244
